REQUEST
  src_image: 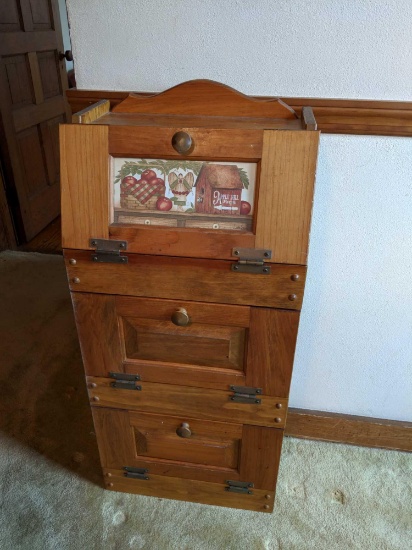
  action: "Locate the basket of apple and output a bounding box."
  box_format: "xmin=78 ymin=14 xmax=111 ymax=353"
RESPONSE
xmin=120 ymin=169 xmax=166 ymax=210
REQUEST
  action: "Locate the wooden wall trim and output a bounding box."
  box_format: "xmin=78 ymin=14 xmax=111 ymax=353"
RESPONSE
xmin=66 ymin=89 xmax=412 ymax=137
xmin=286 ymin=408 xmax=412 ymax=453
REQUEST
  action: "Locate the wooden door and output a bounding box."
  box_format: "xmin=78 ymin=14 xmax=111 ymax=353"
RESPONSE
xmin=0 ymin=0 xmax=70 ymax=241
xmin=92 ymin=407 xmax=283 ymax=490
xmin=72 ymin=292 xmax=299 ymax=399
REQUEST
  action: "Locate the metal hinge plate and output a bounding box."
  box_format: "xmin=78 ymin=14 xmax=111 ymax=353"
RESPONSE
xmin=109 ymin=372 xmax=141 ymax=390
xmin=231 ymin=248 xmax=271 ymax=274
xmin=230 ymin=385 xmax=262 ymax=404
xmin=90 ymin=238 xmax=128 ymax=263
xmin=225 ymin=480 xmax=254 ymax=494
xmin=123 ymin=467 xmax=149 ymax=480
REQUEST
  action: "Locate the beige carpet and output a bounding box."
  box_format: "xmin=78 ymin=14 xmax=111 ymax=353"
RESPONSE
xmin=0 ymin=250 xmax=410 ymax=550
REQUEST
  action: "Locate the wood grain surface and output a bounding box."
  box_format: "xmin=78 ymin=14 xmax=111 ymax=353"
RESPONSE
xmin=64 ymin=250 xmax=306 ymax=310
xmin=286 ymin=409 xmax=412 ymax=452
xmin=111 ymin=80 xmax=296 ymax=119
xmin=103 ymin=468 xmax=275 ymax=513
xmin=255 ymin=131 xmax=319 ymax=265
xmin=87 ymin=376 xmax=288 ymax=428
xmin=66 ymin=88 xmax=412 ymax=137
xmin=72 ymin=99 xmax=110 ymax=124
xmin=60 ymin=124 xmax=109 ymax=249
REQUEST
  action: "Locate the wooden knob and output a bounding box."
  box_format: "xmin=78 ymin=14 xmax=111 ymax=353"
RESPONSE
xmin=176 ymin=422 xmax=191 ymax=438
xmin=171 ymin=307 xmax=190 ymax=326
xmin=172 ymin=131 xmax=193 ymax=154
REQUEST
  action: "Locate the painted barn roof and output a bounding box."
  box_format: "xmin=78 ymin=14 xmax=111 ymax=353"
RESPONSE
xmin=195 ymin=164 xmax=243 ymax=189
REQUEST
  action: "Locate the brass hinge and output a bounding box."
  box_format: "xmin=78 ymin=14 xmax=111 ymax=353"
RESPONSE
xmin=225 ymin=480 xmax=254 ymax=494
xmin=230 ymin=385 xmax=262 ymax=404
xmin=123 ymin=467 xmax=149 ymax=480
xmin=231 ymin=248 xmax=271 ymax=274
xmin=90 ymin=238 xmax=128 ymax=263
xmin=109 ymin=372 xmax=141 ymax=390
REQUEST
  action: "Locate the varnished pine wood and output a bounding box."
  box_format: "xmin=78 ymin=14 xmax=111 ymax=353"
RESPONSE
xmin=60 ymin=124 xmax=109 ymax=250
xmin=72 ymin=99 xmax=110 ymax=124
xmin=108 ymin=125 xmax=263 ymax=159
xmin=255 ymin=131 xmax=319 ymax=265
xmin=286 ymin=409 xmax=412 ymax=452
xmin=103 ymin=469 xmax=275 ymax=512
xmin=246 ymin=308 xmax=300 ymax=397
xmin=64 ymin=251 xmax=306 ymax=310
xmin=112 ymin=80 xmax=296 ymax=119
xmin=66 ymin=88 xmax=412 ymax=137
xmin=88 ymin=376 xmax=288 ymax=428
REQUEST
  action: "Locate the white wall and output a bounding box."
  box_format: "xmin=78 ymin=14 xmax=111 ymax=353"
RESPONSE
xmin=66 ymin=0 xmax=412 ymax=422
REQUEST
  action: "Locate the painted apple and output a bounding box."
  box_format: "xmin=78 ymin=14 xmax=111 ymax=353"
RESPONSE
xmin=240 ymin=201 xmax=251 ymax=215
xmin=121 ymin=176 xmax=138 ymax=186
xmin=141 ymin=169 xmax=157 ymax=182
xmin=156 ymin=196 xmax=173 ymax=211
xmin=151 ymin=177 xmax=165 ymax=186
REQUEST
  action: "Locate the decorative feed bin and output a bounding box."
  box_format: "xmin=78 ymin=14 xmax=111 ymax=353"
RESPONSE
xmin=61 ymin=80 xmax=319 ymax=513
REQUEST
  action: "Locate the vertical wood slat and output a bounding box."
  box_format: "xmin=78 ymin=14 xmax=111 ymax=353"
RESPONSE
xmin=246 ymin=308 xmax=300 ymax=397
xmin=255 ymin=130 xmax=319 ymax=265
xmin=27 ymin=51 xmax=44 ymax=105
xmin=240 ymin=425 xmax=283 ymax=490
xmin=60 ymin=124 xmax=109 ymax=249
xmin=71 ymin=292 xmax=123 ymax=377
xmin=92 ymin=407 xmax=136 ymax=468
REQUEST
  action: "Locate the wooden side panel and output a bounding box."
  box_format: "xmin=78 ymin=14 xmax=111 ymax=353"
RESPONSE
xmin=88 ymin=377 xmax=288 ymax=428
xmin=72 ymin=99 xmax=110 ymax=124
xmin=60 ymin=124 xmax=109 ymax=249
xmin=71 ymin=292 xmax=123 ymax=376
xmin=104 ymin=469 xmax=275 ymax=513
xmin=256 ymin=130 xmax=319 ymax=265
xmin=246 ymin=308 xmax=300 ymax=397
xmin=240 ymin=425 xmax=283 ymax=490
xmin=64 ymin=251 xmax=306 ymax=310
xmin=92 ymin=408 xmax=135 ymax=466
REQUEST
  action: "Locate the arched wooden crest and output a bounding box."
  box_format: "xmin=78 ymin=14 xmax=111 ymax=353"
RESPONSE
xmin=112 ymin=79 xmax=297 ymax=119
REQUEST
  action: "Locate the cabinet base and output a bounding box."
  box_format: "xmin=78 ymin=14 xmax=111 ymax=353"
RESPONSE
xmin=103 ymin=468 xmax=275 ymax=513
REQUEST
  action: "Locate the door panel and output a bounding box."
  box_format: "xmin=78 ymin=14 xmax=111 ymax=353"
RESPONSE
xmin=0 ymin=0 xmax=70 ymax=241
xmin=72 ymin=292 xmax=298 ymax=396
xmin=92 ymin=406 xmax=282 ymax=490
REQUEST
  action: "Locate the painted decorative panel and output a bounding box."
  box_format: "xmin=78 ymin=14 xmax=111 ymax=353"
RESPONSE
xmin=38 ymin=51 xmax=60 ymax=99
xmin=0 ymin=1 xmax=23 ymax=32
xmin=111 ymin=158 xmax=257 ymax=231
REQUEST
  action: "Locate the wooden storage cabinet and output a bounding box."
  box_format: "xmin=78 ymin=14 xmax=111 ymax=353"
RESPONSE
xmin=61 ymin=80 xmax=319 ymax=513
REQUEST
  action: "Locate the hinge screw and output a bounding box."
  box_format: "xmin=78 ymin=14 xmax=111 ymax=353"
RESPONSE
xmin=92 ymin=396 xmax=99 ymax=402
xmin=263 ymin=267 xmax=269 ymax=273
xmin=234 ymin=250 xmax=239 ymax=256
xmin=91 ymin=240 xmax=97 ymax=246
xmin=69 ymin=258 xmax=76 ymax=265
xmin=119 ymin=243 xmax=126 ymax=249
xmin=92 ymin=256 xmax=98 ymax=262
xmin=72 ymin=277 xmax=80 ymax=284
xmin=89 ymin=383 xmax=97 ymax=388
xmin=274 ymin=417 xmax=282 ymax=423
xmin=107 ymin=482 xmax=114 ymax=487
xmin=291 ymin=274 xmax=300 ymax=281
xmin=264 ymin=252 xmax=270 ymax=257
xmin=276 ymin=403 xmax=283 ymax=409
xmin=265 ymin=494 xmax=271 ymax=499
xmin=288 ymin=294 xmax=297 ymax=301
xmin=233 ymin=265 xmax=239 ymax=271
xmin=264 ymin=504 xmax=270 ymax=510
xmin=121 ymin=257 xmax=127 ymax=262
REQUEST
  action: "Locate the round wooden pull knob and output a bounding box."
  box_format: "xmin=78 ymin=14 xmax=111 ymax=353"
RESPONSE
xmin=176 ymin=422 xmax=191 ymax=438
xmin=171 ymin=131 xmax=193 ymax=154
xmin=171 ymin=307 xmax=190 ymax=326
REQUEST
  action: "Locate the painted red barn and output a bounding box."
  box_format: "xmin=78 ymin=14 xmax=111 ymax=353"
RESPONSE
xmin=194 ymin=164 xmax=243 ymax=215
